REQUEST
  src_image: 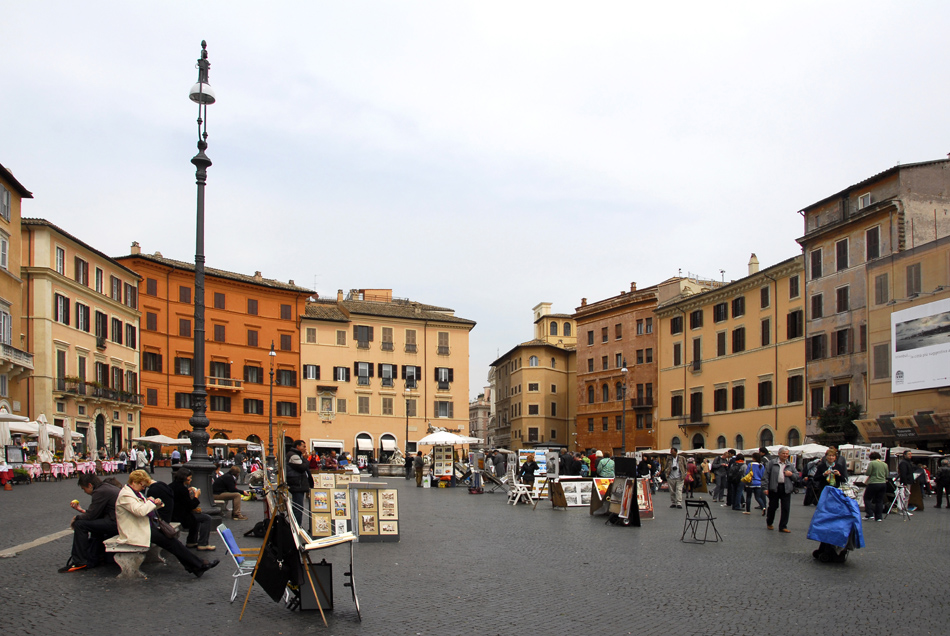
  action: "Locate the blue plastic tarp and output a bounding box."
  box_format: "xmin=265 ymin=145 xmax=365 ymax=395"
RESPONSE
xmin=806 ymin=487 xmax=865 ymax=549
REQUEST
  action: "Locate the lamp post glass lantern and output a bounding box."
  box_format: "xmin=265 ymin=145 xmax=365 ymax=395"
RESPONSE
xmin=267 ymin=341 xmax=277 ymax=467
xmin=185 ymin=40 xmax=220 ymax=516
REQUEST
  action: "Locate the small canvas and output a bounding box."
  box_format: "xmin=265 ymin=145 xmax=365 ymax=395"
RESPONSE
xmin=358 ymin=489 xmax=377 ymax=511
xmin=379 ymin=489 xmax=398 ymax=519
xmin=331 ymin=488 xmax=350 ymax=519
xmin=311 ymin=513 xmax=332 ymax=537
xmin=360 ymin=513 xmax=378 ymax=535
xmin=379 ymin=520 xmax=398 ymax=535
xmin=311 ymin=488 xmax=331 ymax=512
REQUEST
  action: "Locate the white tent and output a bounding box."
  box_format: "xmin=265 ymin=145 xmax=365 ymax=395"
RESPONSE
xmin=418 ymin=431 xmax=482 ymax=446
xmin=132 ymin=434 xmax=191 ymax=446
xmin=208 ymin=438 xmax=251 ymax=446
xmin=788 ymin=443 xmax=829 ymax=459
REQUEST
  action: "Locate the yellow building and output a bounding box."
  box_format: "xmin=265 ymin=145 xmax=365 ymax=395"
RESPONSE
xmin=490 ymin=302 xmax=576 ymax=451
xmin=655 ymin=256 xmax=806 ymax=451
xmin=861 ymin=235 xmax=950 ymax=449
xmin=22 ymin=219 xmax=142 ymax=454
xmin=300 ymin=289 xmax=475 ymax=460
xmin=0 ymin=164 xmax=34 ymax=418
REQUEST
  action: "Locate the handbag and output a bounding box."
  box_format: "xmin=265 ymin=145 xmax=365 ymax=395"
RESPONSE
xmin=155 ymin=517 xmax=180 ymax=540
xmin=741 ymin=468 xmax=754 ymax=484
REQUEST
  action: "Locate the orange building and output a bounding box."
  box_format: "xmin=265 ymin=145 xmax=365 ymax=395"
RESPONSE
xmin=116 ymin=244 xmax=312 ymax=450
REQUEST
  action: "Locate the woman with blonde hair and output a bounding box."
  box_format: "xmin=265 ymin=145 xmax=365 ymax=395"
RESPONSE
xmin=115 ymin=470 xmax=218 ymax=577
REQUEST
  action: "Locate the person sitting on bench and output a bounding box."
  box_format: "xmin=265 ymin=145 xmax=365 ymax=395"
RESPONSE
xmin=212 ymin=465 xmax=248 ymax=520
xmin=60 ymin=473 xmax=121 ymax=573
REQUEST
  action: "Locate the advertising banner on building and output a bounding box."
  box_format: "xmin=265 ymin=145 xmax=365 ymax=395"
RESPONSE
xmin=891 ymin=298 xmax=950 ymax=393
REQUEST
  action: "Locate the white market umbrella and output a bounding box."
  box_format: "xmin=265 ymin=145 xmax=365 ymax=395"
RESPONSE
xmin=0 ymin=421 xmax=10 ymax=448
xmin=788 ymin=443 xmax=828 ymax=459
xmin=86 ymin=424 xmax=97 ymax=460
xmin=132 ymin=434 xmax=191 ymax=446
xmin=36 ymin=414 xmax=53 ymax=463
xmin=208 ymin=438 xmax=250 ymax=446
xmin=418 ymin=431 xmax=478 ymax=446
xmin=62 ymin=420 xmax=76 ymax=462
xmin=9 ymin=421 xmax=38 ymax=435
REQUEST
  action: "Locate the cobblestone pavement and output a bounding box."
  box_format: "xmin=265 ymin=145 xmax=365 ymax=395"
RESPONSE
xmin=1 ymin=471 xmax=948 ymax=635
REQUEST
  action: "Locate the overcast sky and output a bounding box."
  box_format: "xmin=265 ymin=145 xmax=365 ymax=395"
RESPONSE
xmin=3 ymin=2 xmax=948 ymax=399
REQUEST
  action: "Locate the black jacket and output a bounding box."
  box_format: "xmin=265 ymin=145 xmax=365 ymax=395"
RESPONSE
xmin=76 ymin=482 xmax=120 ymax=522
xmin=212 ymin=472 xmax=244 ymax=495
xmin=898 ymin=458 xmax=916 ymax=485
xmin=146 ymin=481 xmax=175 ymax=523
xmin=285 ymin=449 xmax=313 ymax=493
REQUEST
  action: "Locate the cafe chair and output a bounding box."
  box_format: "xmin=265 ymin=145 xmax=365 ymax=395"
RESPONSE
xmin=681 ymin=498 xmax=723 ymax=544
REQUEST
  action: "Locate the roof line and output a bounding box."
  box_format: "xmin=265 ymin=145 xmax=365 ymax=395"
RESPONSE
xmin=22 ymin=218 xmax=141 ymax=279
xmin=0 ymin=163 xmax=33 ymax=198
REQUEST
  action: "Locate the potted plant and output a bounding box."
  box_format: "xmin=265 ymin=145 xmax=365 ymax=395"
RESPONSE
xmin=12 ymin=468 xmax=31 ymax=484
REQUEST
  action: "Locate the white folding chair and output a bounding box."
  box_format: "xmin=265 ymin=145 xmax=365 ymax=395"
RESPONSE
xmin=217 ymin=522 xmax=260 ymax=602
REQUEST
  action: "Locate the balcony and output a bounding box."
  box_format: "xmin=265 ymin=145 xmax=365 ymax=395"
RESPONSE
xmin=405 ymin=344 xmax=417 ymax=353
xmin=207 ymin=376 xmax=243 ymax=392
xmin=437 ymin=346 xmax=450 ymax=356
xmin=357 ymin=340 xmax=370 ymax=350
xmin=381 ymin=341 xmax=394 ymax=352
xmin=631 ymin=396 xmax=654 ymax=408
xmin=0 ymin=343 xmax=33 ymax=378
xmin=690 ymin=359 xmax=702 ymax=372
xmin=55 ymin=379 xmax=142 ymax=405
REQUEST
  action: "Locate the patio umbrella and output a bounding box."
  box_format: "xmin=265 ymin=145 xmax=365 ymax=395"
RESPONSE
xmin=132 ymin=434 xmax=192 ymax=445
xmin=86 ymin=424 xmax=97 ymax=460
xmin=208 ymin=438 xmax=251 ymax=446
xmin=62 ymin=420 xmax=76 ymax=462
xmin=0 ymin=420 xmax=10 ymax=448
xmin=36 ymin=414 xmax=53 ymax=463
xmin=418 ymin=431 xmax=479 ymax=446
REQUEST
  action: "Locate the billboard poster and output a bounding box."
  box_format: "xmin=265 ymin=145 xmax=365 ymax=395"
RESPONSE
xmin=891 ymin=298 xmax=950 ymax=393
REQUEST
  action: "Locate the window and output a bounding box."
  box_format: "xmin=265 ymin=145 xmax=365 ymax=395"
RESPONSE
xmin=175 ymin=393 xmax=193 ymax=410
xmin=866 ymin=226 xmax=880 ymax=260
xmin=305 ymin=327 xmax=317 ymax=344
xmin=280 ymin=334 xmax=292 ymax=351
xmin=247 ymin=299 xmax=258 ymax=315
xmin=836 ymin=286 xmax=849 ymax=313
xmin=645 ymin=348 xmax=653 ymax=363
xmin=670 ymin=316 xmax=683 ymax=334
xmin=636 ymin=319 xmax=644 ymax=335
xmin=615 ymin=323 xmax=622 ymax=339
xmin=761 ymin=318 xmax=770 ymax=346
xmin=760 ymin=286 xmax=770 ymax=309
xmin=303 ymin=364 xmax=320 ymax=380
xmin=787 ymin=376 xmax=804 ymax=403
xmin=692 ymin=337 xmax=701 ymax=369
xmin=601 ymin=327 xmax=608 ymax=343
xmin=731 ymin=297 xmax=745 ymax=317
xmin=858 ymin=192 xmax=871 ymax=209
xmin=551 ymin=384 xmax=557 ymax=393
xmin=337 ymin=398 xmax=347 ymax=413
xmin=405 ymin=399 xmax=416 ymax=417
xmin=789 ymin=275 xmax=800 ymax=299
xmin=732 ymin=327 xmax=745 ymax=353
xmin=602 ymin=417 xmax=608 ymax=432
xmin=280 ymin=304 xmax=292 ymax=320
xmin=74 ymin=257 xmax=89 ymax=285
xmin=645 ymin=318 xmax=652 ymax=333
xmin=142 ymin=352 xmax=162 ymax=372
xmin=587 ymin=330 xmax=594 ymax=345
xmin=146 ymin=312 xmax=157 ymax=331
xmin=175 ymin=357 xmax=193 ymax=376
xmin=435 ymin=400 xmax=454 ymax=418
xmin=716 ymin=332 xmax=726 ymax=356
xmin=829 ymin=383 xmax=850 ymax=406
xmin=276 ymin=369 xmax=296 ymax=387
xmin=179 ymin=286 xmax=191 ymax=303
xmin=874 ymin=273 xmax=889 ymax=305
xmin=400 ymin=328 xmax=416 ymax=353
xmin=111 ymin=317 xmax=123 ymax=344
xmin=436 ymin=367 xmax=453 ymax=390
xmin=243 ymin=365 xmax=262 ymax=383
xmin=615 ymin=353 xmax=622 ymax=368
xmin=636 ymin=350 xmax=644 ymax=365
xmin=146 ymin=388 xmax=158 ymax=406
xmin=377 ymin=327 xmax=393 ymax=351
xmin=207 ymin=395 xmax=229 ymax=412
xmin=811 ymin=294 xmax=823 ymax=319
xmin=213 ymin=292 xmax=225 ymax=309
xmin=587 ymin=386 xmax=594 ymax=404
xmin=356 ymin=362 xmax=372 ymax=386
xmin=243 ymin=399 xmax=264 ymax=415
xmin=587 ymin=358 xmax=594 ymax=372
xmin=859 ymin=324 xmax=867 ymax=352
xmin=810 ymin=387 xmax=824 ymax=417
xmin=808 ymin=334 xmax=827 ymax=360
xmin=602 ymin=384 xmax=609 ymax=402
xmin=906 ymin=263 xmax=922 ymax=296
xmin=382 ymin=397 xmax=394 ymax=416
xmin=247 ymin=330 xmax=258 ymax=347
xmin=276 ymin=401 xmax=297 ymax=417
xmin=0 ymin=233 xmax=7 ymax=271
xmin=588 ymin=418 xmax=594 ymax=432
xmin=673 ymin=343 xmax=681 ymax=366
xmin=834 ymin=328 xmax=850 ymax=356
xmin=355 ymin=325 xmax=373 ymax=348
xmin=529 ymin=356 xmax=539 ymax=367
xmin=810 ymin=249 xmax=822 ymax=279
xmin=54 ymin=294 xmax=70 ymax=324
xmin=689 ymin=392 xmax=703 ymax=422
xmin=713 ymin=303 xmax=728 ymax=323
xmin=95 ymin=268 xmax=104 ymax=293
xmin=671 ymin=394 xmax=683 ymax=417
xmin=55 ymin=247 xmax=66 ymax=275
xmin=0 ymin=185 xmax=9 ymax=221
xmin=714 ymin=388 xmax=728 ymax=412
xmin=403 ymin=365 xmax=422 ymax=388
xmin=549 ymin=322 xmax=558 ymax=336
xmin=95 ymin=311 xmax=108 ymax=338
xmin=836 ymin=239 xmax=849 ymax=271
xmin=873 ymin=343 xmax=890 ymax=379
xmin=528 ymin=404 xmax=539 ymax=415
xmin=552 ymin=403 xmax=558 ymax=417
xmin=75 ymin=303 xmax=90 ymax=332
xmin=110 ymin=276 xmax=122 ymax=302
xmin=732 ymin=385 xmax=745 ymax=410
xmin=379 ymin=363 xmax=395 ymax=387
xmin=758 ymin=381 xmax=772 ymax=407
xmin=528 ymin=383 xmax=539 ymax=392
xmin=213 ymin=324 xmax=225 ymax=342
xmin=689 ymin=310 xmax=703 ymax=329
xmin=178 ymin=318 xmax=191 ymax=338
xmin=602 ymin=356 xmax=609 ymax=370
xmin=125 ymin=324 xmax=136 ymax=348
xmin=787 ymin=310 xmax=804 ymax=339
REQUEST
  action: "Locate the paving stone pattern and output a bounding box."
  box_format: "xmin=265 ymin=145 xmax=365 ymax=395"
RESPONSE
xmin=1 ymin=471 xmax=948 ymax=635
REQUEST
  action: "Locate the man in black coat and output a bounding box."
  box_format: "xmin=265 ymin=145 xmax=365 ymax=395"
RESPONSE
xmin=285 ymin=440 xmax=313 ymax=527
xmin=61 ymin=474 xmax=120 ymax=572
xmin=213 ymin=465 xmax=248 ymax=520
xmin=146 ymin=479 xmax=175 ymax=523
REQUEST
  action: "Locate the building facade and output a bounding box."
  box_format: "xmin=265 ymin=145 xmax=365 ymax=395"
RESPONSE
xmin=655 ymin=256 xmax=806 ymax=451
xmin=22 ymin=219 xmax=141 ymax=454
xmin=299 ymin=289 xmax=475 ymax=461
xmin=116 ymin=245 xmax=311 ymax=450
xmin=573 ymin=283 xmax=661 ymax=454
xmin=797 ymin=159 xmax=950 ymax=438
xmin=0 ymin=164 xmax=34 ymax=418
xmin=469 ymin=388 xmax=491 ymax=451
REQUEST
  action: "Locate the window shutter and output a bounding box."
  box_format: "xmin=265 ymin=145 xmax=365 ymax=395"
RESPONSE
xmin=378 ymin=363 xmax=383 ymax=378
xmin=226 ymin=362 xmax=232 ymax=379
xmin=401 ymin=365 xmax=406 ymax=379
xmin=369 ymin=326 xmax=374 ymax=342
xmin=434 ymin=368 xmax=439 ymax=381
xmin=315 ymin=366 xmax=320 ymax=380
xmin=345 ymin=368 xmax=351 ymax=382
xmin=448 ymin=402 xmax=454 ymax=418
xmin=243 ymin=365 xmax=249 ymax=381
xmin=174 ymin=358 xmax=181 ymax=374
xmin=157 ymin=354 xmax=163 ymax=373
xmin=291 ymin=370 xmax=297 ymax=386
xmin=353 ymin=325 xmax=358 ymax=340
xmin=368 ymin=364 xmax=374 ymax=378
xmin=354 ymin=362 xmax=359 ymax=377
xmin=448 ymin=368 xmax=454 ymax=382
xmin=64 ymin=298 xmax=71 ymax=325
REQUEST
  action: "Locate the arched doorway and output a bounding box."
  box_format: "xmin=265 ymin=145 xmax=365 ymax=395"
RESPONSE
xmin=355 ymin=433 xmax=373 ymax=467
xmin=787 ymin=428 xmax=801 ymax=447
xmin=671 ymin=436 xmax=681 ymax=450
xmin=691 ymin=434 xmax=704 ymax=449
xmin=759 ymin=429 xmax=773 ymax=448
xmin=379 ymin=433 xmax=397 ymax=462
xmin=145 ymin=427 xmax=160 ymax=436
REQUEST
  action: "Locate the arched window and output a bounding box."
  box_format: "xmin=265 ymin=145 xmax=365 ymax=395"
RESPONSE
xmin=563 ymin=322 xmax=572 ymax=336
xmin=550 ymin=322 xmax=558 ymax=336
xmin=735 ymin=434 xmax=744 ymax=450
xmin=616 ymin=382 xmax=623 ymax=400
xmin=671 ymin=436 xmax=682 ymax=450
xmin=692 ymin=434 xmax=704 ymax=449
xmin=177 ymin=430 xmax=191 ymax=440
xmin=246 ymin=434 xmax=262 ymax=444
xmin=602 ymin=384 xmax=609 ymax=402
xmin=213 ymin=432 xmax=229 ymax=439
xmin=529 ymin=356 xmax=539 ymax=367
xmin=588 ymin=386 xmax=595 ymax=404
xmin=717 ymin=435 xmax=727 ymax=449
xmin=760 ymin=429 xmax=773 ymax=448
xmin=145 ymin=427 xmax=161 ymax=436
xmin=787 ymin=428 xmax=801 ymax=447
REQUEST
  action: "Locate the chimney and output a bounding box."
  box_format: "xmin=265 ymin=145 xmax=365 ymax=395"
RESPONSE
xmin=581 ymin=298 xmax=587 ymax=307
xmin=630 ymin=282 xmax=637 ymax=292
xmin=337 ymin=289 xmax=344 ymax=302
xmin=253 ymin=271 xmax=263 ymax=281
xmin=130 ymin=241 xmax=141 ymax=255
xmin=748 ymin=253 xmax=759 ymax=275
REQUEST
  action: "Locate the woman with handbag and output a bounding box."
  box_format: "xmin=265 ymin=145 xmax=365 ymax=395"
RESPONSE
xmin=743 ymin=453 xmax=767 ymax=515
xmin=171 ymin=468 xmax=215 ymax=551
xmin=116 ymin=470 xmax=218 ymax=578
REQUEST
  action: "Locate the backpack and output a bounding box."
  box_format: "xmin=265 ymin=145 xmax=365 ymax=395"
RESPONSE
xmin=580 ymin=462 xmax=590 ymax=477
xmin=244 ymin=520 xmax=268 ymax=538
xmin=728 ymin=462 xmax=744 ymax=484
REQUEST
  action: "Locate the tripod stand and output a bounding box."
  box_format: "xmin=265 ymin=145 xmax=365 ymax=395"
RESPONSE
xmin=884 ymin=482 xmax=912 ymax=520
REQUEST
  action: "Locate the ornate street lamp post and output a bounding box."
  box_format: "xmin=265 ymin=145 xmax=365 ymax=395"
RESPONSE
xmin=267 ymin=341 xmax=277 ymax=467
xmin=185 ymin=41 xmax=220 ymax=515
xmin=620 ymin=359 xmax=628 ymax=456
xmin=405 ymin=385 xmax=412 ymax=456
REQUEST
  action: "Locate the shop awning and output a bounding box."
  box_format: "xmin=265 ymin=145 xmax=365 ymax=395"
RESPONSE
xmin=313 ymin=440 xmax=343 ymax=450
xmin=356 ymin=438 xmax=373 ymax=451
xmin=381 ymin=438 xmax=397 ymax=451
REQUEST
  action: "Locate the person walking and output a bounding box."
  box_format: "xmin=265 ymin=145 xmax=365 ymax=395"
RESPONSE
xmin=597 ymin=452 xmax=615 ymax=478
xmin=764 ymin=447 xmax=799 ymax=533
xmin=743 ymin=453 xmax=767 ymax=515
xmin=728 ymin=454 xmax=746 ymax=511
xmin=413 ymin=451 xmax=425 ymax=487
xmin=664 ymin=448 xmax=687 ymax=509
xmin=934 ymin=459 xmax=950 ymax=509
xmin=712 ymin=451 xmax=729 ymax=502
xmin=863 ymin=451 xmax=888 ymax=521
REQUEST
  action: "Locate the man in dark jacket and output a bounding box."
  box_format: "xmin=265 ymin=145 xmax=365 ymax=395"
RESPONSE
xmin=285 ymin=440 xmax=313 ymax=527
xmin=213 ymin=465 xmax=248 ymax=520
xmin=61 ymin=474 xmax=120 ymax=572
xmin=146 ymin=479 xmax=175 ymax=523
xmin=173 ymin=468 xmax=214 ymax=549
xmin=898 ymin=450 xmax=920 ymax=511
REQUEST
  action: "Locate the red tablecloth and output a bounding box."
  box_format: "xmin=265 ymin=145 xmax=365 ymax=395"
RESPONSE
xmin=0 ymin=469 xmax=13 ymax=485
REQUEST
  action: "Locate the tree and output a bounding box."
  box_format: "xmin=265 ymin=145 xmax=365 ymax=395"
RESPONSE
xmin=815 ymin=401 xmax=862 ymax=445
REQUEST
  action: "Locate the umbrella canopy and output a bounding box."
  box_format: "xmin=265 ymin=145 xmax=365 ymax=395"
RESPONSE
xmin=132 ymin=434 xmax=192 ymax=446
xmin=0 ymin=412 xmax=30 ymax=423
xmin=208 ymin=438 xmax=250 ymax=446
xmin=418 ymin=431 xmax=480 ymax=446
xmin=9 ymin=421 xmax=39 ymax=435
xmin=0 ymin=420 xmax=10 ymax=447
xmin=62 ymin=420 xmax=76 ymax=462
xmin=789 ymin=443 xmax=829 ymax=459
xmin=86 ymin=425 xmax=97 ymax=460
xmin=36 ymin=414 xmax=53 ymax=463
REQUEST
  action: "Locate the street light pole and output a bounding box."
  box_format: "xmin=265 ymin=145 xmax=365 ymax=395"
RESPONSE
xmin=267 ymin=341 xmax=276 ymax=467
xmin=620 ymin=359 xmax=628 ymax=457
xmin=185 ymin=41 xmax=220 ymax=515
xmin=405 ymin=385 xmax=411 ymax=456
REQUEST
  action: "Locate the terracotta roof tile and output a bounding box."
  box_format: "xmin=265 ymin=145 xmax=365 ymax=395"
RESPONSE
xmin=113 ymin=252 xmax=314 ymax=293
xmin=304 ymin=297 xmax=475 ymax=326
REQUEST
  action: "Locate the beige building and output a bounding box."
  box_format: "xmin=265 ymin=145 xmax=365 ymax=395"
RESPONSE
xmin=655 ymin=256 xmax=806 ymax=451
xmin=469 ymin=388 xmax=491 ymax=450
xmin=22 ymin=219 xmax=142 ymax=454
xmin=860 ymin=235 xmax=950 ymax=449
xmin=300 ymin=289 xmax=475 ymax=461
xmin=797 ymin=159 xmax=950 ymax=438
xmin=490 ymin=302 xmax=576 ymax=452
xmin=0 ymin=164 xmax=34 ymax=418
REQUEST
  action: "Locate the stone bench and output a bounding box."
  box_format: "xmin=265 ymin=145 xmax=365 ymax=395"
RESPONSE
xmin=104 ymin=522 xmax=181 ymax=580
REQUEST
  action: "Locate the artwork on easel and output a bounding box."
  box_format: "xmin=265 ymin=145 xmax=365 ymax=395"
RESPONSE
xmin=379 ymin=521 xmax=398 ymax=535
xmin=331 ymin=488 xmax=350 ymax=519
xmin=360 ymin=513 xmax=378 ymax=535
xmin=311 ymin=488 xmax=331 ymax=512
xmin=379 ymin=489 xmax=398 ymax=519
xmin=311 ymin=513 xmax=332 ymax=537
xmin=357 ymin=489 xmax=377 ymax=512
